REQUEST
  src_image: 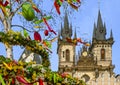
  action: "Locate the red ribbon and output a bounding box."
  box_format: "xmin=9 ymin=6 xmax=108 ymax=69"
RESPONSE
xmin=32 ymin=6 xmax=41 ymax=13
xmin=39 ymin=79 xmax=44 ymax=85
xmin=54 ymin=0 xmax=61 ymax=14
xmin=0 ymin=1 xmax=9 ymax=7
xmin=16 ymin=76 xmax=44 ymax=85
xmin=16 ymin=76 xmax=32 ymax=85
xmin=43 ymin=18 xmax=56 ymax=35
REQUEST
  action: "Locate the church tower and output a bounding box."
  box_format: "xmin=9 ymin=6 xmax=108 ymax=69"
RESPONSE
xmin=57 ymin=10 xmax=120 ymax=85
xmin=91 ymin=10 xmax=115 ymax=74
xmin=57 ymin=13 xmax=76 ymax=73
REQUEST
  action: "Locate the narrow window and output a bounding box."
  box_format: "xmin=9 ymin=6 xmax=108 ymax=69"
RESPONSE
xmin=66 ymin=49 xmax=70 ymax=61
xmin=63 ymin=51 xmax=64 ymax=58
xmin=101 ymin=48 xmax=105 ymax=60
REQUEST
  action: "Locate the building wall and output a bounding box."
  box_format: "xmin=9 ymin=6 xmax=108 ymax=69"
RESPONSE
xmin=88 ymin=71 xmax=120 ymax=85
xmin=92 ymin=44 xmax=112 ymax=66
xmin=58 ymin=44 xmax=75 ymax=67
xmin=73 ymin=71 xmax=95 ymax=81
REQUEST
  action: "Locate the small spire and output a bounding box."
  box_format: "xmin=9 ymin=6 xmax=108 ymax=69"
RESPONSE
xmin=58 ymin=29 xmax=61 ymax=39
xmin=103 ymin=22 xmax=107 ymax=35
xmin=93 ymin=22 xmax=96 ymax=39
xmin=70 ymin=23 xmax=73 ymax=37
xmin=110 ymin=29 xmax=113 ymax=38
xmin=74 ymin=28 xmax=77 ymax=39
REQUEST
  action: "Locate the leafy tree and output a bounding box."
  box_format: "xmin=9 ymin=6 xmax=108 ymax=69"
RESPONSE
xmin=0 ymin=0 xmax=81 ymax=65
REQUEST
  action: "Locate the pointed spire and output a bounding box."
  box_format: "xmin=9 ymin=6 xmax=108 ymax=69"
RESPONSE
xmin=103 ymin=22 xmax=106 ymax=35
xmin=97 ymin=10 xmax=103 ymax=29
xmin=69 ymin=23 xmax=72 ymax=37
xmin=93 ymin=22 xmax=96 ymax=39
xmin=64 ymin=12 xmax=69 ymax=30
xmin=74 ymin=28 xmax=77 ymax=39
xmin=58 ymin=29 xmax=61 ymax=39
xmin=110 ymin=29 xmax=113 ymax=38
xmin=94 ymin=10 xmax=107 ymax=40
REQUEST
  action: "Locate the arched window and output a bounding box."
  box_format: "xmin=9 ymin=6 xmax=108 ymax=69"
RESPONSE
xmin=81 ymin=74 xmax=90 ymax=82
xmin=66 ymin=49 xmax=70 ymax=62
xmin=101 ymin=48 xmax=105 ymax=60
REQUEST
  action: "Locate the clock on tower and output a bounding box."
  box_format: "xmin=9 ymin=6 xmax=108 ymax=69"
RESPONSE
xmin=82 ymin=51 xmax=88 ymax=57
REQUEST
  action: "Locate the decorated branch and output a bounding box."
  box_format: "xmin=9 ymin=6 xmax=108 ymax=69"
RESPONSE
xmin=0 ymin=30 xmax=50 ymax=66
xmin=0 ymin=56 xmax=86 ymax=85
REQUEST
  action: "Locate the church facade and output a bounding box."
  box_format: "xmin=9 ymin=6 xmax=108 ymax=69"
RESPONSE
xmin=57 ymin=11 xmax=120 ymax=85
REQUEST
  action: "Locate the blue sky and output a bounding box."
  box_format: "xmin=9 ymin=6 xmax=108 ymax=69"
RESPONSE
xmin=0 ymin=0 xmax=120 ymax=74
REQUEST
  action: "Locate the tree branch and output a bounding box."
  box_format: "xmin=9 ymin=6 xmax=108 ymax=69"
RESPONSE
xmin=0 ymin=14 xmax=4 ymax=22
xmin=10 ymin=0 xmax=28 ymax=19
xmin=11 ymin=25 xmax=34 ymax=32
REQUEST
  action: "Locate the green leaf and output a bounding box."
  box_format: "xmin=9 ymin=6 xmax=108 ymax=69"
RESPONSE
xmin=0 ymin=74 xmax=6 ymax=85
xmin=23 ymin=29 xmax=29 ymax=38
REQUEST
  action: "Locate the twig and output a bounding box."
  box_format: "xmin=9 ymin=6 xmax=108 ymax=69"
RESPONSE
xmin=10 ymin=0 xmax=28 ymax=19
xmin=0 ymin=14 xmax=4 ymax=22
xmin=11 ymin=25 xmax=34 ymax=32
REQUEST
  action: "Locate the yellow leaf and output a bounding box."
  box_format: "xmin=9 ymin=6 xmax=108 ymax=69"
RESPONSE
xmin=3 ymin=62 xmax=12 ymax=70
xmin=34 ymin=26 xmax=44 ymax=28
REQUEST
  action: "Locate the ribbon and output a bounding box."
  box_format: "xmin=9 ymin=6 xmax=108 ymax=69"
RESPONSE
xmin=16 ymin=76 xmax=32 ymax=85
xmin=0 ymin=1 xmax=9 ymax=16
xmin=54 ymin=0 xmax=61 ymax=14
xmin=39 ymin=79 xmax=44 ymax=85
xmin=43 ymin=18 xmax=56 ymax=35
xmin=66 ymin=37 xmax=90 ymax=46
xmin=0 ymin=1 xmax=9 ymax=7
xmin=32 ymin=6 xmax=41 ymax=13
xmin=3 ymin=62 xmax=12 ymax=70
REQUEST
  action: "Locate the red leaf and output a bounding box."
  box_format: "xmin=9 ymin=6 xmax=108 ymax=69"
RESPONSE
xmin=16 ymin=76 xmax=30 ymax=85
xmin=70 ymin=3 xmax=79 ymax=10
xmin=39 ymin=79 xmax=44 ymax=85
xmin=54 ymin=0 xmax=61 ymax=14
xmin=44 ymin=30 xmax=49 ymax=36
xmin=77 ymin=38 xmax=83 ymax=43
xmin=66 ymin=37 xmax=72 ymax=43
xmin=34 ymin=31 xmax=42 ymax=42
xmin=3 ymin=1 xmax=9 ymax=6
xmin=77 ymin=0 xmax=81 ymax=3
xmin=0 ymin=1 xmax=9 ymax=7
xmin=11 ymin=78 xmax=15 ymax=85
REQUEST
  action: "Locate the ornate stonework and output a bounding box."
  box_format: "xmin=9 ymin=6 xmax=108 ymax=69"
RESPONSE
xmin=57 ymin=11 xmax=120 ymax=85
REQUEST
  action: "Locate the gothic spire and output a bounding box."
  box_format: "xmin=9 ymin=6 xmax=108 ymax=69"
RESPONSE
xmin=97 ymin=10 xmax=103 ymax=29
xmin=61 ymin=13 xmax=72 ymax=39
xmin=64 ymin=12 xmax=69 ymax=30
xmin=94 ymin=10 xmax=106 ymax=40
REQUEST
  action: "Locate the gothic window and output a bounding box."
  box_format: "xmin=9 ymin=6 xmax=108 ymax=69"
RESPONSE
xmin=81 ymin=74 xmax=90 ymax=82
xmin=63 ymin=51 xmax=64 ymax=58
xmin=66 ymin=49 xmax=70 ymax=62
xmin=101 ymin=48 xmax=105 ymax=60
